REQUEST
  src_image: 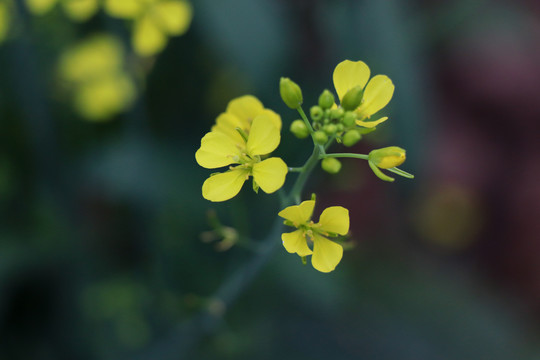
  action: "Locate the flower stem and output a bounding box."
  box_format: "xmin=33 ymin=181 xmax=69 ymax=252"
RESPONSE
xmin=296 ymin=106 xmax=314 ymax=134
xmin=289 ymin=145 xmax=321 ymax=204
xmin=320 ymin=152 xmax=369 ymax=160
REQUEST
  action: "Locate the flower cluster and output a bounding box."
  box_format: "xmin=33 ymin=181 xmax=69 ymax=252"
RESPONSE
xmin=58 ymin=35 xmax=136 ymax=121
xmin=25 ymin=0 xmax=99 ymax=22
xmin=104 ymin=0 xmax=193 ymax=56
xmin=195 ymin=96 xmax=288 ymax=202
xmin=19 ymin=0 xmax=192 ymax=57
xmin=197 ymin=59 xmax=413 ymax=274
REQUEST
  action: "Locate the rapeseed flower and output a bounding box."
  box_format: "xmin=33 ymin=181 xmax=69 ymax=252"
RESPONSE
xmin=333 ymin=60 xmax=394 ymax=128
xmin=196 ymin=113 xmax=287 ymax=202
xmin=25 ymin=0 xmax=98 ymax=22
xmin=104 ymin=0 xmax=192 ymax=56
xmin=368 ymin=146 xmax=408 ymax=182
xmin=278 ymin=200 xmax=349 ymax=273
xmin=58 ymin=35 xmax=136 ymax=121
xmin=211 ymin=95 xmax=282 ymax=144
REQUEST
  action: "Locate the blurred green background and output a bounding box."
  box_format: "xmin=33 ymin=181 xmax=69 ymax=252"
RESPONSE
xmin=1 ymin=0 xmax=539 ymax=359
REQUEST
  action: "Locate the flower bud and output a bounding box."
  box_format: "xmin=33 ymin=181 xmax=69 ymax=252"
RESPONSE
xmin=318 ymin=89 xmax=335 ymax=109
xmin=290 ymin=119 xmax=310 ymax=139
xmin=280 ymin=77 xmax=303 ymax=109
xmin=310 ymin=106 xmax=323 ymax=121
xmin=342 ymin=129 xmax=362 ymax=147
xmin=323 ymin=123 xmax=337 ymax=135
xmin=313 ymin=130 xmax=328 ymax=145
xmin=368 ymin=146 xmax=406 ymax=169
xmin=321 ymin=158 xmax=342 ymax=174
xmin=342 ymin=111 xmax=357 ymax=127
xmin=341 ymin=86 xmax=364 ymax=111
xmin=329 ymin=108 xmax=344 ymax=120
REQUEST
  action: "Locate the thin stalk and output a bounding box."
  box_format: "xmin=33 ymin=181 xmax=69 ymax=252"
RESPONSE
xmin=320 ymin=153 xmax=369 ymax=160
xmin=289 ymin=146 xmax=321 ymax=204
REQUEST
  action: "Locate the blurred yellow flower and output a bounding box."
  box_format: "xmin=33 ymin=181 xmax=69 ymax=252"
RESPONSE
xmin=195 ymin=113 xmax=288 ymax=202
xmin=0 ymin=1 xmax=10 ymax=44
xmin=25 ymin=0 xmax=98 ymax=22
xmin=58 ymin=35 xmax=136 ymax=121
xmin=104 ymin=0 xmax=193 ymax=56
xmin=211 ymin=95 xmax=282 ymax=144
xmin=333 ymin=60 xmax=394 ymax=128
xmin=278 ymin=200 xmax=349 ymax=273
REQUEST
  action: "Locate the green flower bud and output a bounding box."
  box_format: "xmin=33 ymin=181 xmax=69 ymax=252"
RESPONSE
xmin=342 ymin=129 xmax=362 ymax=147
xmin=280 ymin=77 xmax=303 ymax=109
xmin=329 ymin=108 xmax=344 ymax=120
xmin=324 ymin=109 xmax=330 ymax=119
xmin=323 ymin=123 xmax=337 ymax=135
xmin=321 ymin=158 xmax=342 ymax=174
xmin=313 ymin=130 xmax=328 ymax=145
xmin=318 ymin=89 xmax=335 ymax=109
xmin=290 ymin=119 xmax=310 ymax=139
xmin=310 ymin=106 xmax=323 ymax=121
xmin=341 ymin=86 xmax=364 ymax=111
xmin=336 ymin=124 xmax=344 ymax=132
xmin=368 ymin=146 xmax=406 ymax=169
xmin=342 ymin=111 xmax=357 ymax=127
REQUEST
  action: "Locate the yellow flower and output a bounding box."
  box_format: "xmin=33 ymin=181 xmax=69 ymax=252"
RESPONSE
xmin=195 ymin=113 xmax=288 ymax=202
xmin=0 ymin=1 xmax=11 ymax=44
xmin=211 ymin=95 xmax=282 ymax=145
xmin=367 ymin=146 xmax=409 ymax=182
xmin=58 ymin=35 xmax=136 ymax=121
xmin=278 ymin=200 xmax=349 ymax=273
xmin=333 ymin=60 xmax=394 ymax=128
xmin=104 ymin=0 xmax=193 ymax=56
xmin=369 ymin=146 xmax=406 ymax=169
xmin=25 ymin=0 xmax=99 ymax=22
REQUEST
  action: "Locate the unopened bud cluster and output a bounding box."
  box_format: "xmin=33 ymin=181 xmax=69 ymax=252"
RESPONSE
xmin=306 ymin=88 xmax=363 ymax=147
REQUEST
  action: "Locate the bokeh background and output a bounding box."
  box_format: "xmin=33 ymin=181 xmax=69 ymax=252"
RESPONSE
xmin=1 ymin=0 xmax=539 ymax=359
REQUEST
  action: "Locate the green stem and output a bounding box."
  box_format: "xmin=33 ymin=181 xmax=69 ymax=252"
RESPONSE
xmin=320 ymin=152 xmax=369 ymax=160
xmin=288 ymin=167 xmax=303 ymax=172
xmin=289 ymin=145 xmax=321 ymax=204
xmin=296 ymin=106 xmax=314 ymax=134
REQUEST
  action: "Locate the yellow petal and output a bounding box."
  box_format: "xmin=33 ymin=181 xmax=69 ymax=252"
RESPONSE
xmin=356 ymin=116 xmax=388 ymax=128
xmin=133 ymin=15 xmax=167 ymax=56
xmin=152 ymin=0 xmax=193 ymax=36
xmin=59 ymin=35 xmax=123 ymax=82
xmin=195 ymin=132 xmax=241 ymax=169
xmin=202 ymin=169 xmax=249 ymax=202
xmin=0 ymin=3 xmax=9 ymax=44
xmin=318 ymin=206 xmax=349 ymax=235
xmin=226 ymin=95 xmax=264 ymax=127
xmin=311 ymin=234 xmax=343 ymax=273
xmin=246 ymin=114 xmax=280 ymax=156
xmin=212 ymin=113 xmax=245 ymax=144
xmin=282 ymin=230 xmax=313 ymax=257
xmin=252 ymin=158 xmax=287 ymax=194
xmin=103 ymin=0 xmax=142 ymax=18
xmin=74 ymin=73 xmax=135 ymax=121
xmin=333 ymin=60 xmax=370 ymax=102
xmin=356 ymin=75 xmax=394 ymax=119
xmin=25 ymin=0 xmax=57 ymax=15
xmin=61 ymin=0 xmax=98 ymax=21
xmin=261 ymin=109 xmax=282 ymax=131
xmin=278 ymin=200 xmax=315 ymax=225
